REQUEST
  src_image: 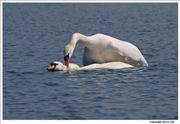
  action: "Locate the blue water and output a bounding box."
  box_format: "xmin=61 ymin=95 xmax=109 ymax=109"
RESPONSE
xmin=3 ymin=3 xmax=178 ymax=120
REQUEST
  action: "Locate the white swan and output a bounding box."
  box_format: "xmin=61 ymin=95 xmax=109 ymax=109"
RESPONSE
xmin=47 ymin=61 xmax=80 ymax=72
xmin=64 ymin=33 xmax=148 ymax=67
xmin=47 ymin=61 xmax=133 ymax=72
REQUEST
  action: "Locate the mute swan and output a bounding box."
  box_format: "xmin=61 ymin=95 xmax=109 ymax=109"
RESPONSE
xmin=47 ymin=61 xmax=133 ymax=72
xmin=47 ymin=61 xmax=80 ymax=72
xmin=64 ymin=33 xmax=148 ymax=67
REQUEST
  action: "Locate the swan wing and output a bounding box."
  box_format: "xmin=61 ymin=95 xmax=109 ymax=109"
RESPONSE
xmin=90 ymin=34 xmax=148 ymax=66
xmin=113 ymin=40 xmax=148 ymax=66
xmin=80 ymin=62 xmax=133 ymax=70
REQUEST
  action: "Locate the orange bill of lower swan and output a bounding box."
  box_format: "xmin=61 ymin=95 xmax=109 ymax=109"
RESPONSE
xmin=47 ymin=64 xmax=55 ymax=70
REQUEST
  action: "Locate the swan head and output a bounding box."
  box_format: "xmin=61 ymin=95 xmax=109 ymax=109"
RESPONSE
xmin=47 ymin=61 xmax=65 ymax=71
xmin=47 ymin=61 xmax=80 ymax=72
xmin=64 ymin=45 xmax=74 ymax=67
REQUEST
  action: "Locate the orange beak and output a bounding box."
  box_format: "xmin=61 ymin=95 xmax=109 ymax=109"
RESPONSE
xmin=47 ymin=64 xmax=55 ymax=70
xmin=65 ymin=58 xmax=70 ymax=67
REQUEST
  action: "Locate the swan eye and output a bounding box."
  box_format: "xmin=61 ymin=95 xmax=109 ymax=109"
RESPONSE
xmin=50 ymin=63 xmax=58 ymax=66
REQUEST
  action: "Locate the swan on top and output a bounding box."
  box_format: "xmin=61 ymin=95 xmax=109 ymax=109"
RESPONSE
xmin=47 ymin=61 xmax=134 ymax=72
xmin=64 ymin=33 xmax=148 ymax=67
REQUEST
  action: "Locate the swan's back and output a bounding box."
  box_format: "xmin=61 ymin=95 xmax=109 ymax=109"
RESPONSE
xmin=80 ymin=61 xmax=133 ymax=70
xmin=83 ymin=33 xmax=148 ymax=67
xmin=69 ymin=63 xmax=81 ymax=70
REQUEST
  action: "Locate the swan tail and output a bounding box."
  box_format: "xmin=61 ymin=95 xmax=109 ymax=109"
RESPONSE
xmin=140 ymin=56 xmax=148 ymax=67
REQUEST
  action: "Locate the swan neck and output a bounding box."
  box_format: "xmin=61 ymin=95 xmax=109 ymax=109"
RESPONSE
xmin=69 ymin=33 xmax=87 ymax=46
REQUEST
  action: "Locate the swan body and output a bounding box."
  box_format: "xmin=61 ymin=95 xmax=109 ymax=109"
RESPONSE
xmin=80 ymin=61 xmax=133 ymax=70
xmin=47 ymin=61 xmax=133 ymax=72
xmin=64 ymin=33 xmax=148 ymax=67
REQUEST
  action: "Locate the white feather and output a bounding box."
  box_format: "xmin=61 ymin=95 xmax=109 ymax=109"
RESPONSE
xmin=50 ymin=61 xmax=133 ymax=72
xmin=64 ymin=33 xmax=148 ymax=67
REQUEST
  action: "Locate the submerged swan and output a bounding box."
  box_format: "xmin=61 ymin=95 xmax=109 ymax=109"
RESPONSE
xmin=64 ymin=33 xmax=148 ymax=67
xmin=47 ymin=61 xmax=133 ymax=72
xmin=47 ymin=61 xmax=80 ymax=72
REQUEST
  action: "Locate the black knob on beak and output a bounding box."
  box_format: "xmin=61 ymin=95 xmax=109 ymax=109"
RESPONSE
xmin=64 ymin=53 xmax=69 ymax=61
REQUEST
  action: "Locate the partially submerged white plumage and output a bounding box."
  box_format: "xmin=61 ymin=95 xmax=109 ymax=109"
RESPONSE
xmin=47 ymin=61 xmax=133 ymax=72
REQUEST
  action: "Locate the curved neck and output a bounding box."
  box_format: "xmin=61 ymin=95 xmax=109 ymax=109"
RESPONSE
xmin=69 ymin=33 xmax=87 ymax=46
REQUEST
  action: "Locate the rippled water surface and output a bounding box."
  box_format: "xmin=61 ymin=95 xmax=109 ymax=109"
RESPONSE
xmin=3 ymin=3 xmax=178 ymax=120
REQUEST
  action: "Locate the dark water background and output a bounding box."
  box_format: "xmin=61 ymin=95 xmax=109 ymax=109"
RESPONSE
xmin=3 ymin=3 xmax=178 ymax=120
